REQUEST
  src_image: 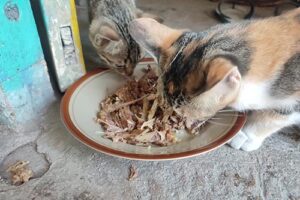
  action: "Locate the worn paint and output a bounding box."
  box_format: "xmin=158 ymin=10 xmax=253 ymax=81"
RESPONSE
xmin=0 ymin=0 xmax=55 ymax=127
xmin=38 ymin=0 xmax=86 ymax=92
xmin=0 ymin=86 xmax=15 ymax=125
xmin=70 ymin=0 xmax=86 ymax=73
xmin=0 ymin=0 xmax=43 ymax=83
xmin=4 ymin=1 xmax=19 ymax=21
xmin=1 ymin=60 xmax=55 ymax=126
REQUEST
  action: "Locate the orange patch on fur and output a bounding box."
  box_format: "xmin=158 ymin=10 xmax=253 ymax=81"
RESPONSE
xmin=182 ymin=40 xmax=206 ymax=61
xmin=184 ymin=67 xmax=205 ymax=95
xmin=159 ymin=31 xmax=184 ymax=72
xmin=167 ymin=81 xmax=175 ymax=95
xmin=161 ymin=46 xmax=180 ymax=72
xmin=246 ymin=10 xmax=300 ymax=81
xmin=206 ymin=58 xmax=233 ymax=89
xmin=161 ymin=30 xmax=184 ymax=52
xmin=292 ymin=91 xmax=300 ymax=98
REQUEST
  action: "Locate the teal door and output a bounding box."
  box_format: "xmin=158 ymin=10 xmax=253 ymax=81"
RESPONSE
xmin=0 ymin=0 xmax=54 ymax=128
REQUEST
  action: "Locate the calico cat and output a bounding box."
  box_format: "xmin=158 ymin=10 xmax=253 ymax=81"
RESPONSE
xmin=128 ymin=8 xmax=300 ymax=151
xmin=88 ymin=0 xmax=162 ymax=75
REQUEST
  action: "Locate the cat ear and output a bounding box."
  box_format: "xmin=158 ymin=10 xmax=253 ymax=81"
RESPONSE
xmin=129 ymin=18 xmax=183 ymax=62
xmin=209 ymin=66 xmax=241 ymax=103
xmin=205 ymin=57 xmax=239 ymax=89
xmin=222 ymin=67 xmax=241 ymax=89
xmin=98 ymin=26 xmax=120 ymax=41
xmin=90 ymin=21 xmax=120 ymax=48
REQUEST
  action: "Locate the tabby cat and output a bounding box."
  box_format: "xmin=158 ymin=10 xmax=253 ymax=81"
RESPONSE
xmin=129 ymin=8 xmax=300 ymax=151
xmin=88 ymin=0 xmax=162 ymax=75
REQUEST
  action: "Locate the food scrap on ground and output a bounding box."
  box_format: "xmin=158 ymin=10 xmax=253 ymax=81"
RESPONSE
xmin=96 ymin=65 xmax=205 ymax=146
xmin=127 ymin=165 xmax=138 ymax=181
xmin=7 ymin=161 xmax=33 ymax=185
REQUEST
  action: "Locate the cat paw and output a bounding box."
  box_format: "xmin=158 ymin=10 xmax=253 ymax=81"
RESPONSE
xmin=227 ymin=131 xmax=263 ymax=151
xmin=227 ymin=131 xmax=248 ymax=149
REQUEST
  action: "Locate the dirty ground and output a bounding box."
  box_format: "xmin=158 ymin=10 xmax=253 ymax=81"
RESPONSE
xmin=0 ymin=0 xmax=299 ymax=199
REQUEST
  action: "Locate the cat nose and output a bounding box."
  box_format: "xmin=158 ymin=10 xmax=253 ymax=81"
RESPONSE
xmin=125 ymin=66 xmax=134 ymax=76
xmin=124 ymin=61 xmax=135 ymax=76
xmin=115 ymin=65 xmax=134 ymax=76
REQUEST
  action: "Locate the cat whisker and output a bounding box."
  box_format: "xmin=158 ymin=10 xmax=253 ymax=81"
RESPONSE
xmin=215 ymin=113 xmax=243 ymax=117
xmin=217 ymin=109 xmax=237 ymax=113
xmin=95 ymin=131 xmax=106 ymax=134
xmin=140 ymin=54 xmax=147 ymax=61
xmin=112 ymin=69 xmax=135 ymax=81
xmin=197 ymin=116 xmax=212 ymax=121
xmin=209 ymin=117 xmax=223 ymax=120
xmin=207 ymin=120 xmax=232 ymax=127
xmin=158 ymin=70 xmax=167 ymax=80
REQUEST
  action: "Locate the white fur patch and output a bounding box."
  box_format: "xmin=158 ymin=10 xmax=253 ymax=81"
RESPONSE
xmin=229 ymin=80 xmax=298 ymax=111
xmin=227 ymin=131 xmax=248 ymax=149
xmin=228 ymin=112 xmax=300 ymax=151
xmin=228 ymin=131 xmax=263 ymax=151
xmin=285 ymin=112 xmax=300 ymax=124
xmin=241 ymin=139 xmax=263 ymax=151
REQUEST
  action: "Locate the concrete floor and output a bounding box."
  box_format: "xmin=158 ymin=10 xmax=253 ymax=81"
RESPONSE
xmin=1 ymin=0 xmax=299 ymax=199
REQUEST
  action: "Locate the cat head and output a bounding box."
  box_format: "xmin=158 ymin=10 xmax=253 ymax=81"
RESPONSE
xmin=89 ymin=19 xmax=140 ymax=76
xmin=129 ymin=18 xmax=241 ymax=120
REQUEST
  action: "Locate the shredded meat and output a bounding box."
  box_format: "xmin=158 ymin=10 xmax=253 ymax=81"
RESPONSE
xmin=96 ymin=65 xmax=205 ymax=146
xmin=7 ymin=161 xmax=33 ymax=185
xmin=128 ymin=165 xmax=137 ymax=181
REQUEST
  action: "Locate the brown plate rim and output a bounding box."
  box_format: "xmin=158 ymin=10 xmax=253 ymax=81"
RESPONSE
xmin=60 ymin=61 xmax=246 ymax=161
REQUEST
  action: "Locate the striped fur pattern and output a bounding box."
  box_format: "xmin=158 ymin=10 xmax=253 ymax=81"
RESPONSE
xmin=129 ymin=8 xmax=300 ymax=151
xmin=89 ymin=0 xmax=145 ymax=75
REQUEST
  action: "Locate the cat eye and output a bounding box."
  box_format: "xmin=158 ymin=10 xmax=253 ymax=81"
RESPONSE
xmin=99 ymin=38 xmax=110 ymax=47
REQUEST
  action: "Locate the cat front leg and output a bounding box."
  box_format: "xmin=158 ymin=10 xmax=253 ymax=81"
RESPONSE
xmin=228 ymin=110 xmax=300 ymax=151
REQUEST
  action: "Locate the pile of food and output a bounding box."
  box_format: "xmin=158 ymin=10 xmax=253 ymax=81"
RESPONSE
xmin=96 ymin=65 xmax=205 ymax=146
xmin=7 ymin=161 xmax=33 ymax=185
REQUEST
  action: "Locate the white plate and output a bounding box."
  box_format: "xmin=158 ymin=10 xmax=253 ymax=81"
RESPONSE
xmin=61 ymin=60 xmax=246 ymax=160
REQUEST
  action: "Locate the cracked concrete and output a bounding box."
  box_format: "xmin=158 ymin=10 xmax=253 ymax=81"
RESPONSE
xmin=0 ymin=0 xmax=299 ymax=199
xmin=0 ymin=100 xmax=299 ymax=200
xmin=0 ymin=142 xmax=50 ymax=182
